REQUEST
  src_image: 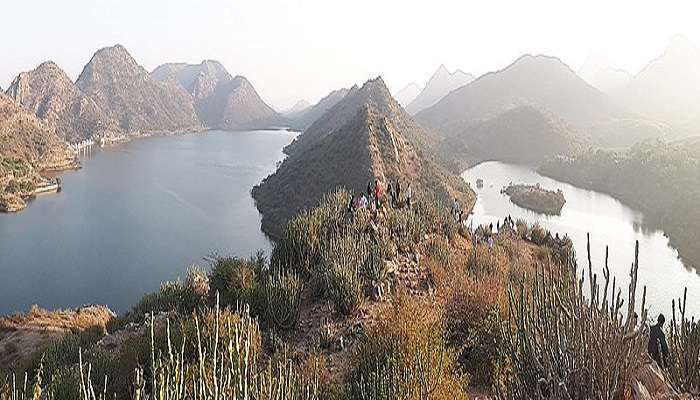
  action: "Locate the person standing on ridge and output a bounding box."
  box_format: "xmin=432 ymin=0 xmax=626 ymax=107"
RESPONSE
xmin=405 ymin=183 xmax=412 ymax=207
xmin=396 ymin=178 xmax=401 ymax=202
xmin=648 ymin=314 xmax=669 ymax=369
xmin=374 ymin=179 xmax=382 ymax=209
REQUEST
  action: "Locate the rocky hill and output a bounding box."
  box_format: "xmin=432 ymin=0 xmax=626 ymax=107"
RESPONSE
xmin=285 ymin=78 xmax=440 ymax=157
xmin=406 ymin=65 xmax=474 ymax=115
xmin=76 ymin=45 xmax=201 ymax=134
xmin=152 ymin=60 xmax=283 ymax=130
xmin=438 ymin=106 xmax=585 ymax=170
xmin=394 ymin=82 xmax=422 ymax=106
xmin=288 ymin=87 xmax=350 ymax=131
xmin=6 ymin=61 xmax=120 ymax=143
xmin=253 ymin=78 xmax=474 ymax=238
xmin=416 ymin=55 xmax=663 ymax=147
xmin=0 ymin=92 xmax=77 ymax=212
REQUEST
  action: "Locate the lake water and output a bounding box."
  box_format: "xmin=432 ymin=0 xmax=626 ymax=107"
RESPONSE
xmin=0 ymin=130 xmax=295 ymax=315
xmin=462 ymin=161 xmax=700 ymax=317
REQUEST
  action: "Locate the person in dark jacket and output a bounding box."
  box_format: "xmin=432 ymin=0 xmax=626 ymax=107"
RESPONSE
xmin=648 ymin=314 xmax=669 ymax=369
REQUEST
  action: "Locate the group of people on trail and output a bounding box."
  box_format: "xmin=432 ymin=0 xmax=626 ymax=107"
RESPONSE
xmin=348 ymin=177 xmax=413 ymax=214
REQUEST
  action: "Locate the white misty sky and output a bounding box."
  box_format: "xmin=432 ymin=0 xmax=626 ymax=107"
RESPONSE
xmin=1 ymin=0 xmax=699 ymax=110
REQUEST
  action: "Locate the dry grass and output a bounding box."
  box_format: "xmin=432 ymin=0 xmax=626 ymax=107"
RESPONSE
xmin=0 ymin=305 xmax=115 ymax=368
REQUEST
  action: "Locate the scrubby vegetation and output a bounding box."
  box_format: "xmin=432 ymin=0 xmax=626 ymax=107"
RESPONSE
xmin=2 ymin=188 xmax=699 ymax=399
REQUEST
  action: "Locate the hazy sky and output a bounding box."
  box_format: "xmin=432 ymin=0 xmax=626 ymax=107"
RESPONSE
xmin=1 ymin=0 xmax=699 ymax=110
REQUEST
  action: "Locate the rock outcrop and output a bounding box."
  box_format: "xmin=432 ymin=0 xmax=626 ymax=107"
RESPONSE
xmin=253 ymin=77 xmax=474 ymax=238
xmin=406 ymin=65 xmax=474 ymax=115
xmin=152 ymin=60 xmax=282 ymax=130
xmin=76 ymin=45 xmax=201 ymax=134
xmin=6 ymin=61 xmax=120 ymax=143
xmin=0 ymin=92 xmax=77 ymax=212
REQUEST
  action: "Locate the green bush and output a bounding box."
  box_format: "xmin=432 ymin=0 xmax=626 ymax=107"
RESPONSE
xmin=265 ymin=270 xmax=303 ymax=330
xmin=109 ymin=266 xmax=208 ymax=333
xmin=208 ymin=255 xmax=265 ymax=314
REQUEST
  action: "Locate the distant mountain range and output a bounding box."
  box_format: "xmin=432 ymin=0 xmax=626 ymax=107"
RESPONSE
xmin=394 ymin=82 xmax=422 ymax=107
xmin=406 ymin=65 xmax=474 ymax=115
xmin=416 ymin=54 xmax=666 ymax=148
xmin=151 ymin=60 xmax=283 ymax=130
xmin=253 ymin=77 xmax=474 ymax=238
xmin=620 ymin=35 xmax=700 ymax=137
xmin=286 ymin=88 xmax=350 ymax=131
xmin=282 ymin=99 xmax=311 ymax=118
xmin=4 ymin=45 xmax=283 ymax=145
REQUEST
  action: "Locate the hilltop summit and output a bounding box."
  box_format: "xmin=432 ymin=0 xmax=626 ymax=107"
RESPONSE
xmin=6 ymin=61 xmax=119 ymax=142
xmin=253 ymin=78 xmax=474 ymax=238
xmin=285 ymin=77 xmax=440 ymax=157
xmin=76 ymin=45 xmax=201 ymax=133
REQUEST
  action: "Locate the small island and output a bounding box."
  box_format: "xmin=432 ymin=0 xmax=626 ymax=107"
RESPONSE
xmin=503 ymin=183 xmax=566 ymax=215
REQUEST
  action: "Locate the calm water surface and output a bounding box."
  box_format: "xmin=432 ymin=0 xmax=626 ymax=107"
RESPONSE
xmin=0 ymin=130 xmax=295 ymax=314
xmin=462 ymin=161 xmax=700 ymax=317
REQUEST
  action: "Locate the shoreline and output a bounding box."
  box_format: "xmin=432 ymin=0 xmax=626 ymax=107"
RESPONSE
xmin=1 ymin=126 xmax=295 ymax=215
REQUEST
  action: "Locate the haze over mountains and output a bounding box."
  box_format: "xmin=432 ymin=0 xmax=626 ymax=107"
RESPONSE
xmin=406 ymin=65 xmax=474 ymax=115
xmin=620 ymin=35 xmax=700 ymax=135
xmin=578 ymin=62 xmax=631 ymax=94
xmin=416 ymin=54 xmax=669 ymax=147
xmin=438 ymin=106 xmax=585 ymax=170
xmin=393 ymin=82 xmax=422 ymax=107
xmin=253 ymin=77 xmax=474 ymax=237
xmin=282 ymin=99 xmax=311 ymax=118
xmin=286 ymin=88 xmax=350 ymax=131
